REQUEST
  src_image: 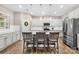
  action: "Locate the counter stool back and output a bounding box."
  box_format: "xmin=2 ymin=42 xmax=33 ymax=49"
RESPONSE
xmin=22 ymin=32 xmax=33 ymax=53
xmin=48 ymin=32 xmax=59 ymax=53
xmin=36 ymin=32 xmax=47 ymax=53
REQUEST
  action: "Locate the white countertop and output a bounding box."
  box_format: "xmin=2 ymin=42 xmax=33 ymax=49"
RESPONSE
xmin=0 ymin=25 xmax=20 ymax=34
xmin=0 ymin=29 xmax=19 ymax=34
xmin=23 ymin=30 xmax=62 ymax=34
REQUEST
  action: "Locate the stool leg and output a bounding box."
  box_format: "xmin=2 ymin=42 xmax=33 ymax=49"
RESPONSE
xmin=44 ymin=43 xmax=47 ymax=53
xmin=54 ymin=43 xmax=56 ymax=54
xmin=26 ymin=42 xmax=28 ymax=53
xmin=36 ymin=43 xmax=38 ymax=54
xmin=31 ymin=45 xmax=33 ymax=53
xmin=57 ymin=42 xmax=59 ymax=54
xmin=23 ymin=41 xmax=25 ymax=53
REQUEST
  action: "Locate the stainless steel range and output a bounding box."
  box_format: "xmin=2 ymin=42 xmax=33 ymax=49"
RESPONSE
xmin=43 ymin=23 xmax=50 ymax=31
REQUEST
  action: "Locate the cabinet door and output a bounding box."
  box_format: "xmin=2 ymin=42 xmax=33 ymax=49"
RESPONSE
xmin=16 ymin=32 xmax=20 ymax=41
xmin=0 ymin=37 xmax=6 ymax=51
xmin=12 ymin=32 xmax=17 ymax=42
xmin=6 ymin=33 xmax=13 ymax=46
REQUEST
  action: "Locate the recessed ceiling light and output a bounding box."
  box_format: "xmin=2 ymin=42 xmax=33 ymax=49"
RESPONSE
xmin=54 ymin=11 xmax=57 ymax=14
xmin=19 ymin=5 xmax=22 ymax=8
xmin=60 ymin=5 xmax=64 ymax=8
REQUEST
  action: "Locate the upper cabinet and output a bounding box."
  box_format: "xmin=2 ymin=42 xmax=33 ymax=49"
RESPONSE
xmin=14 ymin=12 xmax=21 ymax=25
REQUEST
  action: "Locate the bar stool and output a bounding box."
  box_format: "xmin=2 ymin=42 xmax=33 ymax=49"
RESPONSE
xmin=48 ymin=32 xmax=59 ymax=53
xmin=22 ymin=32 xmax=33 ymax=53
xmin=35 ymin=32 xmax=47 ymax=53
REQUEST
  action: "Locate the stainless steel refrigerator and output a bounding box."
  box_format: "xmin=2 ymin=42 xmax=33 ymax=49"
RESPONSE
xmin=63 ymin=17 xmax=79 ymax=49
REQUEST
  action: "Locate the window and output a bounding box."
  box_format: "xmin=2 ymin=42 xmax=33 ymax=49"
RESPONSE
xmin=0 ymin=15 xmax=9 ymax=29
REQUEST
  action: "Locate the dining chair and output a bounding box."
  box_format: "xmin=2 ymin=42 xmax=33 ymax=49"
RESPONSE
xmin=22 ymin=32 xmax=33 ymax=53
xmin=48 ymin=32 xmax=59 ymax=53
xmin=35 ymin=32 xmax=47 ymax=53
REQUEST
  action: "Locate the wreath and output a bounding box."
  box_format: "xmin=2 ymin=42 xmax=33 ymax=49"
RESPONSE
xmin=24 ymin=21 xmax=28 ymax=26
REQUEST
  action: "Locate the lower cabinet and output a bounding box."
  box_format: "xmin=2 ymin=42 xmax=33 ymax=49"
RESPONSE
xmin=0 ymin=36 xmax=7 ymax=51
xmin=0 ymin=31 xmax=20 ymax=51
xmin=6 ymin=33 xmax=13 ymax=46
xmin=16 ymin=32 xmax=20 ymax=41
xmin=13 ymin=32 xmax=20 ymax=42
xmin=12 ymin=32 xmax=17 ymax=42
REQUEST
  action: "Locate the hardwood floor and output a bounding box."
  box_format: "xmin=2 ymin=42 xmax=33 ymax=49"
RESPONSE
xmin=0 ymin=37 xmax=79 ymax=54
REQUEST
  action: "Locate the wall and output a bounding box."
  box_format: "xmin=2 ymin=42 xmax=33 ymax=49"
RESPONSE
xmin=21 ymin=13 xmax=32 ymax=32
xmin=31 ymin=16 xmax=63 ymax=31
xmin=21 ymin=15 xmax=63 ymax=31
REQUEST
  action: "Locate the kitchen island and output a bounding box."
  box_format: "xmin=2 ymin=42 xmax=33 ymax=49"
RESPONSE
xmin=23 ymin=30 xmax=63 ymax=37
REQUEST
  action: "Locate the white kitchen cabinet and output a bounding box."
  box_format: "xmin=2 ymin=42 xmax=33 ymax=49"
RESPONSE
xmin=12 ymin=32 xmax=17 ymax=42
xmin=13 ymin=32 xmax=20 ymax=42
xmin=0 ymin=33 xmax=13 ymax=51
xmin=6 ymin=33 xmax=13 ymax=46
xmin=0 ymin=31 xmax=20 ymax=51
xmin=0 ymin=36 xmax=7 ymax=51
xmin=16 ymin=32 xmax=20 ymax=41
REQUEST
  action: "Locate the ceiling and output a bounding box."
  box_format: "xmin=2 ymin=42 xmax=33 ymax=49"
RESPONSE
xmin=2 ymin=4 xmax=79 ymax=16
